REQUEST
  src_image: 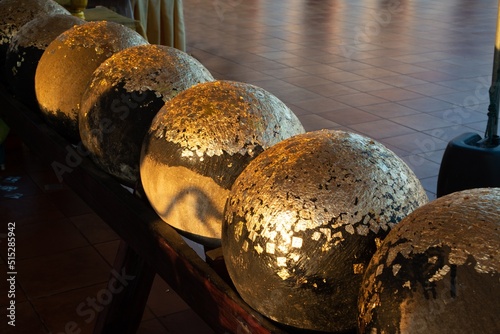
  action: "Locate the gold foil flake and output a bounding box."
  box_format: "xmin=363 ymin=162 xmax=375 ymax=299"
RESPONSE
xmin=333 ymin=231 xmax=343 ymax=240
xmin=356 ymin=224 xmax=369 ymax=236
xmin=248 ymin=230 xmax=258 ymax=242
xmin=266 ymin=242 xmax=275 ymax=254
xmin=403 ymin=281 xmax=411 ymax=289
xmin=298 ymin=277 xmax=308 ymax=284
xmin=278 ymin=243 xmax=289 ymax=254
xmin=254 ymin=243 xmax=264 ymax=254
xmin=280 ymin=231 xmax=292 ymax=245
xmin=234 ymin=221 xmax=243 ymax=241
xmin=311 ymin=231 xmax=322 ymax=241
xmin=268 ymin=230 xmax=277 ymax=241
xmin=291 ymin=237 xmax=303 ymax=248
xmin=448 ymin=249 xmax=467 ymax=266
xmin=181 ymin=149 xmax=194 ymax=157
xmin=369 ymin=221 xmax=380 ymax=234
xmin=375 ymin=264 xmax=384 ymax=277
xmin=275 ymin=211 xmax=295 ymax=230
xmin=331 ymin=221 xmax=343 ymax=229
xmin=362 ymin=215 xmax=372 ymax=225
xmin=345 ymin=224 xmax=355 ymax=234
xmin=294 ymin=220 xmax=308 ymax=232
xmin=245 ymin=220 xmax=253 ymax=232
xmin=428 ymin=265 xmax=450 ymax=282
xmin=320 ymin=228 xmax=331 ymax=241
xmin=277 ymin=257 xmax=287 ymax=267
xmin=321 ymin=242 xmax=332 ymax=252
xmin=428 ymin=255 xmax=438 ymax=264
xmin=277 ymin=268 xmax=290 ymax=280
xmin=353 ymin=263 xmax=365 ymax=274
xmin=299 ymin=209 xmax=311 ymax=220
xmin=392 ymin=264 xmax=401 ymax=276
xmin=242 ymin=240 xmax=249 ymax=252
xmin=474 ymin=262 xmax=496 ymax=274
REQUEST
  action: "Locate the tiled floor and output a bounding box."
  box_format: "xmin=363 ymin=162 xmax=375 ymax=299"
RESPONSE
xmin=184 ymin=0 xmax=496 ymax=201
xmin=0 ymin=137 xmax=214 ymax=334
xmin=1 ymin=0 xmax=498 ymax=333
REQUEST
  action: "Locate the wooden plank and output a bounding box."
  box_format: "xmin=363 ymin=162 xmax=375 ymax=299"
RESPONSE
xmin=0 ymin=87 xmax=286 ymax=334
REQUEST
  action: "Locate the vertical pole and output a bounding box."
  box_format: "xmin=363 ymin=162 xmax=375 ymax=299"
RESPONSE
xmin=93 ymin=241 xmax=156 ymax=334
xmin=485 ymin=0 xmax=500 ymax=145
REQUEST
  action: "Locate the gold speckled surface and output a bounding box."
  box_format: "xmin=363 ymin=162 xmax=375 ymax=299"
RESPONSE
xmin=78 ymin=44 xmax=214 ymax=185
xmin=34 ymin=20 xmax=148 ymax=142
xmin=5 ymin=14 xmax=84 ymax=107
xmin=8 ymin=14 xmax=83 ymax=51
xmin=140 ymin=80 xmax=305 ymax=245
xmin=0 ymin=0 xmax=69 ymax=41
xmin=358 ymin=188 xmax=500 ymax=334
xmin=225 ymin=130 xmax=428 ymax=247
xmin=85 ymin=44 xmax=214 ymax=102
xmin=222 ymin=129 xmax=428 ymax=332
xmin=148 ymin=80 xmax=305 ymax=158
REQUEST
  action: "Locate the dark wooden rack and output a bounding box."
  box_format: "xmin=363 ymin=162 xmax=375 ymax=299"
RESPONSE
xmin=0 ymin=86 xmax=287 ymax=334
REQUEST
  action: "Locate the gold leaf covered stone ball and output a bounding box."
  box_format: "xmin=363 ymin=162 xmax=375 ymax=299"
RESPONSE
xmin=221 ymin=129 xmax=428 ymax=332
xmin=34 ymin=21 xmax=148 ymax=143
xmin=0 ymin=0 xmax=69 ymax=72
xmin=5 ymin=13 xmax=84 ymax=108
xmin=140 ymin=80 xmax=305 ymax=247
xmin=358 ymin=187 xmax=500 ymax=334
xmin=79 ymin=44 xmax=214 ymax=186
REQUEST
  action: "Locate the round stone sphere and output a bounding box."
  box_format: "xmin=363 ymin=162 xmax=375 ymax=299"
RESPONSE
xmin=5 ymin=14 xmax=84 ymax=109
xmin=140 ymin=80 xmax=305 ymax=247
xmin=358 ymin=187 xmax=500 ymax=334
xmin=0 ymin=0 xmax=68 ymax=73
xmin=34 ymin=21 xmax=148 ymax=143
xmin=221 ymin=130 xmax=428 ymax=332
xmin=79 ymin=44 xmax=214 ymax=186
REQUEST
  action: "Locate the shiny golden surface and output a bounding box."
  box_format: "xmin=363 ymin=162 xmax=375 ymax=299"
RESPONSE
xmin=0 ymin=0 xmax=69 ymax=59
xmin=358 ymin=188 xmax=500 ymax=334
xmin=79 ymin=44 xmax=214 ymax=185
xmin=148 ymin=80 xmax=305 ymax=158
xmin=0 ymin=0 xmax=69 ymax=37
xmin=222 ymin=129 xmax=428 ymax=332
xmin=85 ymin=44 xmax=213 ymax=102
xmin=140 ymin=80 xmax=305 ymax=246
xmin=5 ymin=13 xmax=84 ymax=108
xmin=34 ymin=20 xmax=148 ymax=142
xmin=8 ymin=14 xmax=84 ymax=51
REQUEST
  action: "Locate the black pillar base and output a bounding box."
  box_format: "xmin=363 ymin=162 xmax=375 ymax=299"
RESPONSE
xmin=437 ymin=132 xmax=500 ymax=197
